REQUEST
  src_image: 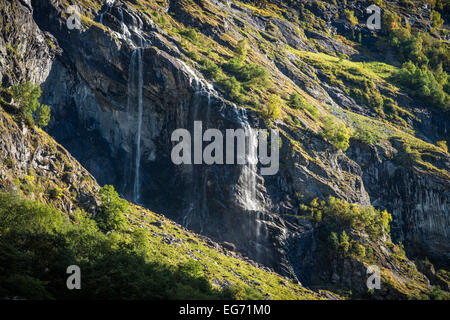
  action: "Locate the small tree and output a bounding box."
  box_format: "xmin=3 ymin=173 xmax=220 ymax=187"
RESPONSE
xmin=288 ymin=92 xmax=304 ymax=109
xmin=10 ymin=82 xmax=51 ymax=127
xmin=234 ymin=39 xmax=248 ymax=61
xmin=262 ymin=94 xmax=282 ymax=120
xmin=339 ymin=231 xmax=350 ymax=254
xmin=431 ymin=10 xmax=444 ymax=29
xmin=95 ymin=185 xmax=128 ymax=232
xmin=354 ymin=243 xmax=366 ymax=258
xmin=322 ymin=116 xmax=351 ymax=151
xmin=288 ymin=92 xmax=318 ymax=117
xmin=219 ymin=76 xmax=242 ymax=100
xmin=35 ymin=104 xmax=51 ymax=128
xmin=344 ymin=9 xmax=358 ymax=26
xmin=329 ymin=232 xmax=339 ymax=251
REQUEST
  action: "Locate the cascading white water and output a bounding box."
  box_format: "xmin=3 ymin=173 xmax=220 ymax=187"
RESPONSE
xmin=99 ymin=0 xmax=114 ymax=24
xmin=234 ymin=107 xmax=264 ymax=247
xmin=236 ymin=107 xmax=259 ymax=212
xmin=178 ymin=60 xmax=216 ymax=230
xmin=133 ymin=48 xmax=144 ymax=204
xmin=127 ymin=50 xmax=136 ymax=113
xmin=118 ymin=6 xmax=131 ymax=38
xmin=98 ymin=0 xmax=150 ymax=203
xmin=126 ymin=46 xmax=144 ymax=204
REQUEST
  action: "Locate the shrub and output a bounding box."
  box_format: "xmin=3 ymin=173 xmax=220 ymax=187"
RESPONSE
xmin=393 ymin=61 xmax=449 ymax=111
xmin=48 ymin=186 xmax=64 ymax=200
xmin=329 ymin=232 xmax=339 ymax=250
xmin=302 ymin=196 xmax=393 ymax=260
xmin=234 ymin=39 xmax=248 ymax=61
xmin=223 ymin=58 xmax=243 ymax=75
xmin=288 ymin=92 xmax=303 ymax=109
xmin=354 ymin=125 xmax=378 ymax=144
xmin=222 ymin=284 xmax=263 ymax=300
xmin=339 ymin=231 xmax=350 ymax=253
xmin=95 ymin=185 xmax=128 ymax=232
xmin=288 ymin=92 xmax=318 ymax=118
xmin=201 ymin=59 xmax=221 ymax=81
xmin=222 ymin=59 xmax=270 ymax=89
xmin=178 ymin=28 xmax=199 ymax=43
xmin=380 ymin=19 xmax=450 ymax=110
xmin=353 ymin=244 xmax=366 ymax=258
xmin=431 ymin=10 xmax=444 ymax=29
xmin=0 ymin=192 xmax=63 ymax=235
xmin=383 ymin=10 xmax=401 ymax=32
xmin=338 ymin=53 xmax=348 ymax=62
xmin=9 ymin=82 xmax=51 ymax=127
xmin=437 ymin=140 xmax=448 ymax=153
xmin=219 ymin=76 xmax=242 ymax=100
xmin=35 ymin=104 xmax=51 ymax=127
xmin=3 ymin=157 xmax=14 ymax=168
xmin=322 ymin=116 xmax=351 ymax=151
xmin=344 ymin=9 xmax=358 ymax=26
xmin=261 ymin=94 xmax=282 ymax=121
xmin=239 ymin=64 xmax=269 ymax=88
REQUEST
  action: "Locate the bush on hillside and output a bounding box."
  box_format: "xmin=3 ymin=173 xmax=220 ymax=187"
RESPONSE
xmin=322 ymin=116 xmax=351 ymax=151
xmin=288 ymin=92 xmax=318 ymax=117
xmin=95 ymin=185 xmax=128 ymax=232
xmin=9 ymin=82 xmax=51 ymax=127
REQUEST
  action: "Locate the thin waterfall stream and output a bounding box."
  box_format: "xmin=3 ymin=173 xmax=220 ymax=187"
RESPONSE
xmin=133 ymin=48 xmax=144 ymax=204
xmin=127 ymin=47 xmax=144 ymax=204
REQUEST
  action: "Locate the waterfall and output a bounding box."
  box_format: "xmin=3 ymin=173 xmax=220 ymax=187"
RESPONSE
xmin=127 ymin=50 xmax=137 ymax=113
xmin=234 ymin=107 xmax=264 ymax=251
xmin=126 ymin=47 xmax=144 ymax=204
xmin=118 ymin=5 xmax=131 ymax=38
xmin=99 ymin=0 xmax=114 ymax=24
xmin=133 ymin=48 xmax=144 ymax=204
xmin=182 ymin=89 xmax=211 ymax=231
xmin=178 ymin=60 xmax=215 ymax=230
xmin=235 ymin=107 xmax=259 ymax=212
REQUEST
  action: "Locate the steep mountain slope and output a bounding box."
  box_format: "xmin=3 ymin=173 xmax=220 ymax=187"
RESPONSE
xmin=0 ymin=106 xmax=326 ymax=299
xmin=0 ymin=0 xmax=449 ymax=299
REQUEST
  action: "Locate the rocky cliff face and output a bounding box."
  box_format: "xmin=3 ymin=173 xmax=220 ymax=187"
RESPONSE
xmin=1 ymin=0 xmax=449 ymax=297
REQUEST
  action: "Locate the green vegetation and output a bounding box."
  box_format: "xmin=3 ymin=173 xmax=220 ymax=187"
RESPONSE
xmin=178 ymin=28 xmax=199 ymax=44
xmin=353 ymin=124 xmax=379 ymax=145
xmin=180 ymin=31 xmax=271 ymax=108
xmin=380 ymin=13 xmax=450 ymax=112
xmin=201 ymin=59 xmax=221 ymax=80
xmin=0 ymin=192 xmax=232 ymax=299
xmin=94 ymin=185 xmax=128 ymax=232
xmin=6 ymin=43 xmax=20 ymax=58
xmin=322 ymin=116 xmax=351 ymax=151
xmin=234 ymin=39 xmax=249 ymax=61
xmin=393 ymin=61 xmax=449 ymax=111
xmin=9 ymin=82 xmax=51 ymax=127
xmin=288 ymin=92 xmax=318 ymax=118
xmin=437 ymin=140 xmax=448 ymax=153
xmin=48 ymin=186 xmax=64 ymax=200
xmin=287 ymin=48 xmax=392 ymax=117
xmin=431 ymin=10 xmax=444 ymax=29
xmin=0 ymin=188 xmax=319 ymax=300
xmin=299 ymin=196 xmax=392 ymax=258
xmin=344 ymin=9 xmax=358 ymax=26
xmin=3 ymin=157 xmax=14 ymax=169
xmin=294 ymin=196 xmax=433 ymax=299
xmin=261 ymin=94 xmax=282 ymax=123
xmin=222 ymin=58 xmax=270 ymax=90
